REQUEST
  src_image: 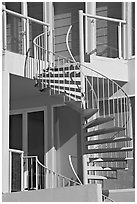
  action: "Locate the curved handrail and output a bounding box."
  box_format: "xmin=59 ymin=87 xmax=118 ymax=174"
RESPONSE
xmin=66 ymin=25 xmax=76 ymax=63
xmin=33 ymin=32 xmax=131 ymax=130
xmin=33 ymin=32 xmax=131 ymax=105
xmin=36 ymin=157 xmax=81 ymax=186
xmin=102 ymin=194 xmax=115 ymax=202
xmin=68 ymin=155 xmax=83 ymax=184
xmin=33 ymin=31 xmax=132 ymax=144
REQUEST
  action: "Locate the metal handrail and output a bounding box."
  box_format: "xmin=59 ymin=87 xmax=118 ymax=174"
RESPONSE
xmin=2 ymin=7 xmax=50 ymax=27
xmin=36 ymin=157 xmax=80 ymax=185
xmin=23 ymin=155 xmax=81 ymax=189
xmin=33 ymin=31 xmax=131 ymax=133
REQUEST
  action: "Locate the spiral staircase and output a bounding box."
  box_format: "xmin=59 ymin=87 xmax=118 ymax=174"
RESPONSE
xmin=33 ymin=31 xmax=133 ymax=187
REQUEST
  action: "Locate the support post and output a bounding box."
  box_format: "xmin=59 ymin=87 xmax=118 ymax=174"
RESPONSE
xmin=79 ymin=10 xmax=84 ymax=64
xmin=118 ymin=22 xmax=122 ymax=59
xmin=2 ymin=4 xmax=7 ymax=51
xmin=2 ymin=70 xmax=10 ymax=193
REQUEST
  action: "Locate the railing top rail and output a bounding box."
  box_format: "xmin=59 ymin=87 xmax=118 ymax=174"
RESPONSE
xmin=82 ymin=11 xmax=126 ymax=24
xmin=36 ymin=157 xmax=81 ymax=185
xmin=2 ymin=7 xmax=50 ymax=27
xmin=81 ymin=63 xmax=130 ymax=102
xmin=9 ymin=148 xmax=24 ymax=154
xmin=102 ymin=194 xmax=115 ymax=202
xmin=33 ymin=33 xmax=76 ymax=64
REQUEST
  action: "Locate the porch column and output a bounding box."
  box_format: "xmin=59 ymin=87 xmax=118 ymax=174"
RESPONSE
xmin=21 ymin=2 xmax=29 ymax=54
xmin=124 ymin=2 xmax=132 ymax=59
xmin=85 ymin=2 xmax=96 ymax=58
xmin=2 ymin=55 xmax=10 ymax=193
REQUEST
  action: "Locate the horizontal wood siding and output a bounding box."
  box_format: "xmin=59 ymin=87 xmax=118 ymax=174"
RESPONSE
xmin=54 ymin=2 xmax=84 ymax=61
xmin=96 ymin=2 xmax=122 ymax=58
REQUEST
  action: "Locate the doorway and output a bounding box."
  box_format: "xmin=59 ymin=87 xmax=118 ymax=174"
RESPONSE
xmin=28 ymin=111 xmax=44 ymax=163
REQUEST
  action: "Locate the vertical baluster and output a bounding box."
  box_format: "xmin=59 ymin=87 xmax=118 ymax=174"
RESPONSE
xmin=46 ymin=168 xmax=49 ymax=189
xmin=41 ymin=35 xmax=44 ymax=89
xmin=102 ymin=77 xmax=105 ymax=116
xmin=21 ymin=153 xmax=24 ymax=191
xmin=68 ymin=180 xmax=71 ymax=187
xmin=86 ymin=76 xmax=88 ymax=109
xmin=53 ymin=54 xmax=55 ymax=94
xmin=9 ymin=151 xmax=12 ymax=193
xmin=97 ymin=74 xmax=99 ymax=114
xmin=63 ymin=59 xmax=65 ymax=101
xmin=62 ymin=177 xmax=65 ymax=187
xmin=31 ymin=158 xmax=33 ymax=189
xmin=57 ymin=57 xmax=60 ymax=94
xmin=57 ymin=175 xmax=60 ymax=187
xmin=68 ymin=61 xmax=71 ymax=100
xmin=91 ymin=74 xmax=93 ymax=109
xmin=108 ymin=79 xmax=110 ymax=116
xmin=35 ymin=157 xmax=38 ymax=190
xmin=74 ymin=63 xmax=77 ymax=101
xmin=112 ymin=82 xmax=115 ymax=126
xmin=36 ymin=39 xmax=39 ymax=79
xmin=27 ymin=158 xmax=29 ymax=190
xmin=117 ymin=86 xmax=120 ymax=127
xmin=120 ymin=91 xmax=123 ymax=128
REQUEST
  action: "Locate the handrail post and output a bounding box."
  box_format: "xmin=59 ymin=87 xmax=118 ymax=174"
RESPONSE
xmin=35 ymin=156 xmax=38 ymax=190
xmin=21 ymin=152 xmax=24 ymax=191
xmin=9 ymin=151 xmax=12 ymax=193
xmin=79 ymin=10 xmax=84 ymax=63
xmin=118 ymin=22 xmax=122 ymax=59
xmin=2 ymin=4 xmax=7 ymax=51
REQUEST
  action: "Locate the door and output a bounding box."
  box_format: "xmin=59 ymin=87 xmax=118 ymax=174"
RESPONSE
xmin=28 ymin=111 xmax=44 ymax=163
xmin=9 ymin=114 xmax=23 ymax=192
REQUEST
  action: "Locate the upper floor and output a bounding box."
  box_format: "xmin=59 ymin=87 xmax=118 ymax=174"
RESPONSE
xmin=2 ymin=2 xmax=135 ymax=94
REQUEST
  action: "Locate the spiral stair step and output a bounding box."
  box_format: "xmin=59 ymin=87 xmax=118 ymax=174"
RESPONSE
xmin=82 ymin=108 xmax=98 ymax=119
xmin=84 ymin=146 xmax=133 ymax=154
xmin=89 ymin=157 xmax=130 ymax=163
xmin=84 ymin=126 xmax=125 ymax=138
xmin=87 ymin=175 xmax=107 ymax=180
xmin=85 ymin=136 xmax=132 ymax=146
xmin=83 ymin=116 xmax=114 ymax=129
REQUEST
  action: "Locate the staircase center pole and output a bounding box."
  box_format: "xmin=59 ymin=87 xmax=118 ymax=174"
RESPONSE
xmin=79 ymin=10 xmax=88 ymax=185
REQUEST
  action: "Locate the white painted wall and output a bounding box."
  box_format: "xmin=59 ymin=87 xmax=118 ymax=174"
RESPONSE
xmin=85 ymin=55 xmax=129 ymax=81
xmin=2 ymin=184 xmax=102 ymax=202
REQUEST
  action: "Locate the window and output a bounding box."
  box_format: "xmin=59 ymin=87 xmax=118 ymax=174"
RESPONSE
xmin=5 ymin=3 xmax=24 ymax=54
xmin=27 ymin=2 xmax=43 ymax=57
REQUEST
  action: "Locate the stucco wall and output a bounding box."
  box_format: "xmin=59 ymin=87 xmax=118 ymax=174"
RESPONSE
xmin=2 ymin=184 xmax=102 ymax=202
xmin=109 ymin=188 xmax=135 ymax=202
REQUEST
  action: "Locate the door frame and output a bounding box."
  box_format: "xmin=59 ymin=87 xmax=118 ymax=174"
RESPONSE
xmin=10 ymin=106 xmax=47 ymax=165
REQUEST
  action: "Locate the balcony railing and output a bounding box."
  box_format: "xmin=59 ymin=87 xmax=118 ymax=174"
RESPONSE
xmin=79 ymin=10 xmax=126 ymax=61
xmin=9 ymin=149 xmax=80 ymax=193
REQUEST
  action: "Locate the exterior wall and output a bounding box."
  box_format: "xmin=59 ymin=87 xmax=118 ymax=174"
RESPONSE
xmin=96 ymin=2 xmax=122 ymax=58
xmin=54 ymin=2 xmax=84 ymax=61
xmin=109 ymin=188 xmax=135 ymax=202
xmin=5 ymin=51 xmax=25 ymax=76
xmin=2 ymin=184 xmax=102 ymax=202
xmin=87 ymin=56 xmax=129 ymax=81
xmin=10 ymin=74 xmax=82 ymax=180
xmin=54 ymin=106 xmax=82 ymax=180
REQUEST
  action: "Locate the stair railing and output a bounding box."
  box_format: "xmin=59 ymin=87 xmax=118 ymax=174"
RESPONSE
xmin=33 ymin=30 xmax=133 ymax=158
xmin=65 ymin=24 xmax=132 ymax=144
xmin=23 ymin=156 xmax=81 ymax=190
